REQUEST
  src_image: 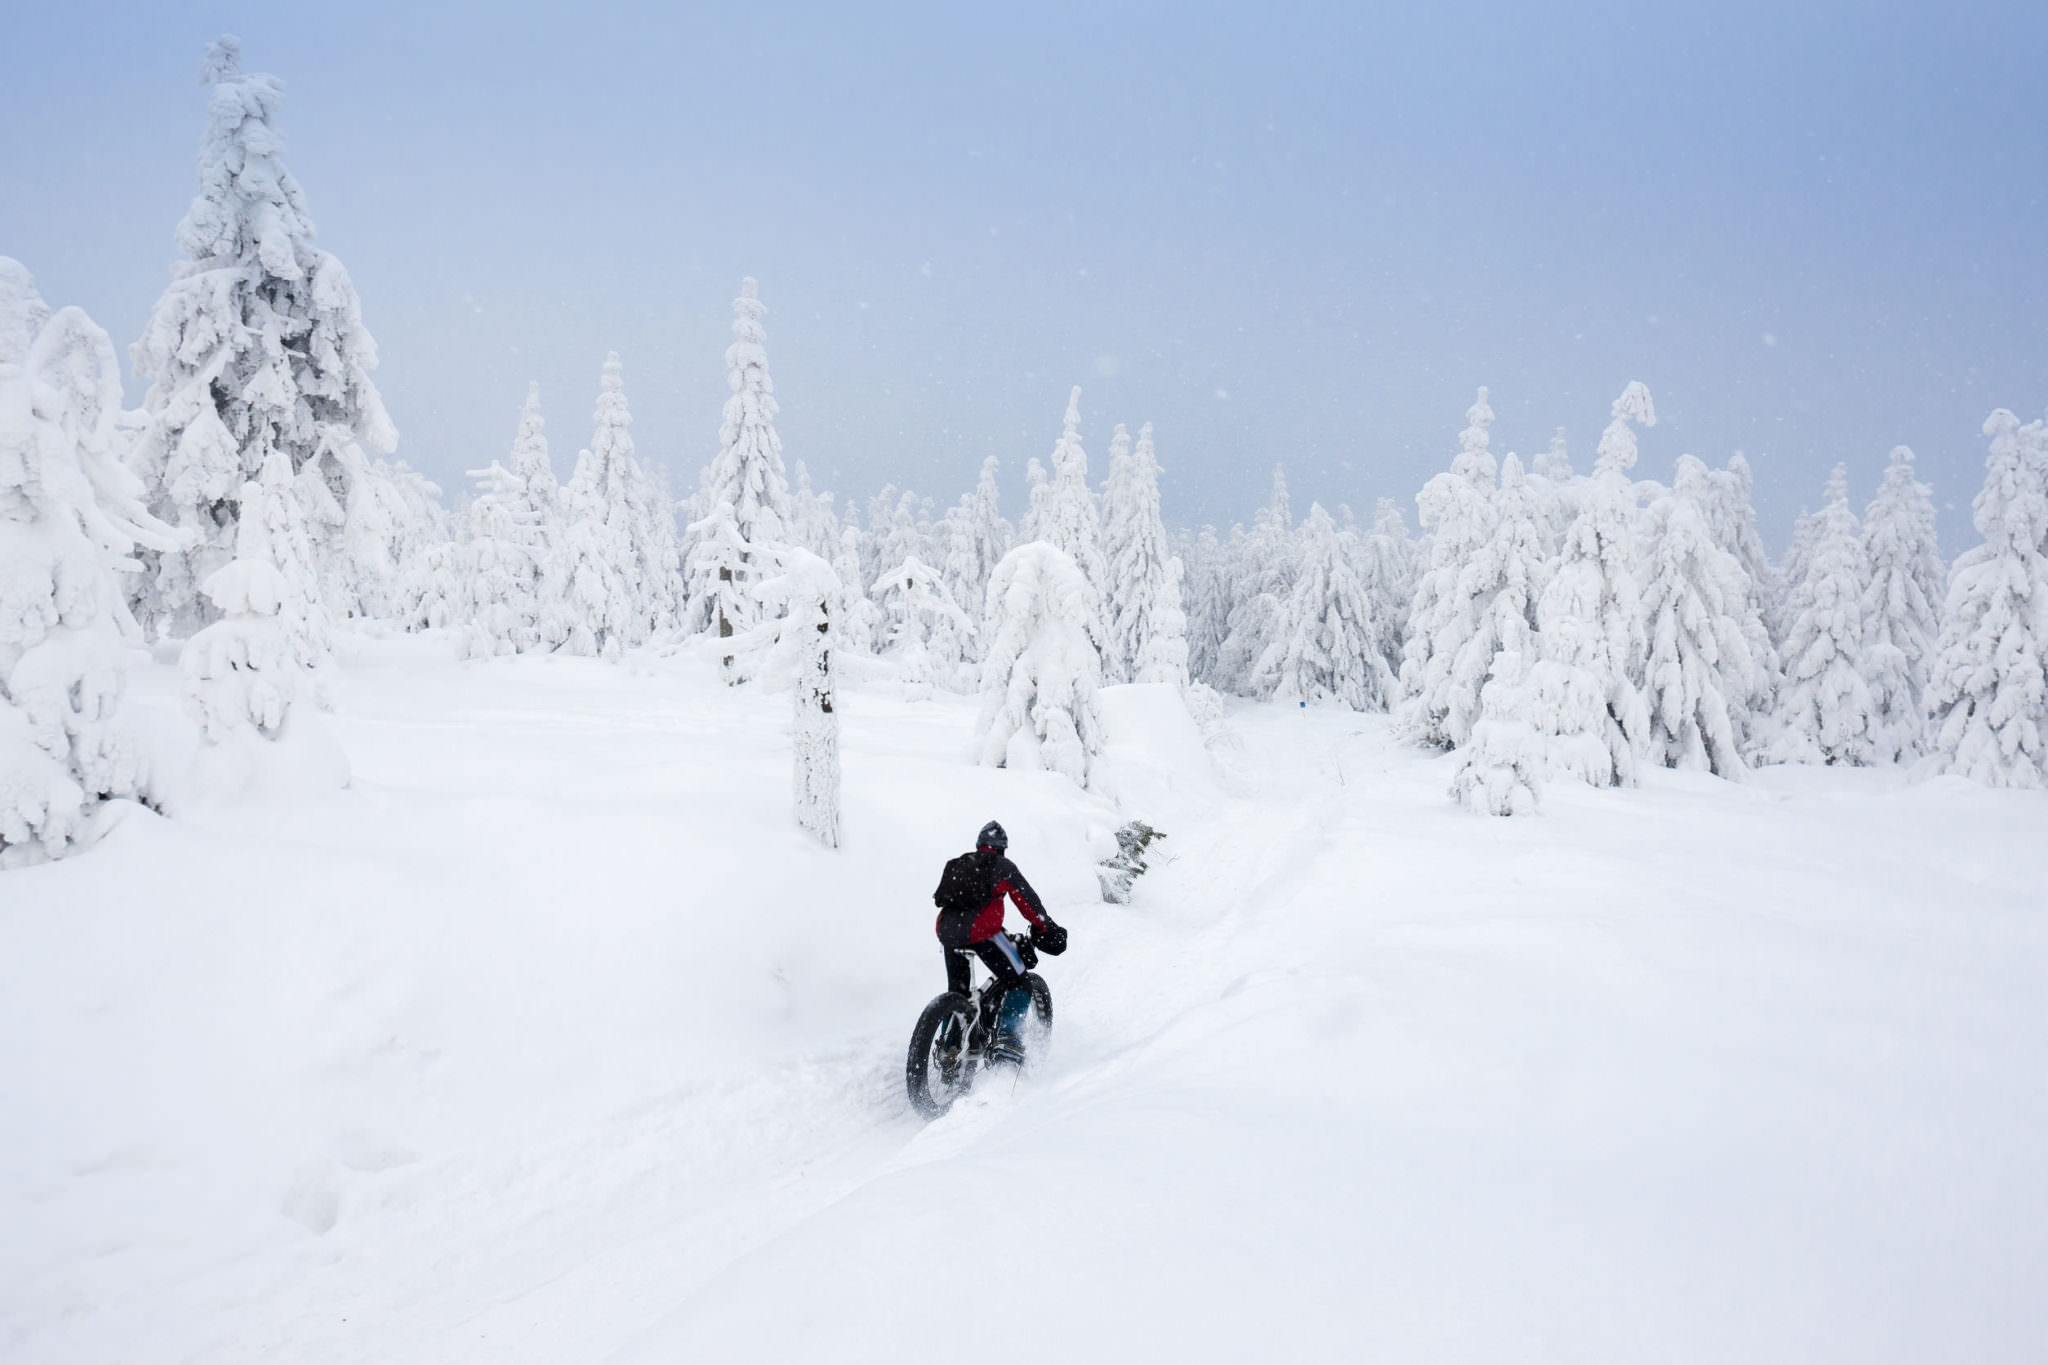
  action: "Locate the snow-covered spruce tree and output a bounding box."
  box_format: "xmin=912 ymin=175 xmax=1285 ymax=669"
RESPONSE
xmin=1921 ymin=410 xmax=2048 ymax=787
xmin=461 ymin=384 xmax=562 ymax=657
xmin=1529 ymin=427 xmax=1578 ymax=554
xmin=942 ymin=455 xmax=1011 ymax=620
xmin=1254 ymin=503 xmax=1393 ymax=709
xmin=1101 ymin=422 xmax=1189 ymax=686
xmin=556 ymin=354 xmax=649 ymax=659
xmin=1698 ymin=453 xmax=1778 ymax=750
xmin=872 ymin=555 xmax=975 ymax=699
xmin=128 ymin=37 xmax=397 ymax=636
xmin=0 ymin=265 xmax=185 ymax=863
xmin=686 ymin=278 xmax=790 ymax=638
xmin=683 ymin=501 xmax=752 ymax=679
xmin=789 ymin=461 xmax=842 ymax=563
xmin=1020 ymin=459 xmax=1051 ymax=545
xmin=248 ymin=448 xmax=334 ymax=703
xmin=1433 ymin=450 xmax=1551 ymax=746
xmin=1526 ymin=381 xmax=1656 ymax=787
xmin=1451 ymin=649 xmax=1544 ymax=816
xmin=781 ymin=550 xmax=841 ymax=848
xmin=180 ymin=472 xmax=348 ymax=803
xmin=1640 ymin=456 xmax=1761 ymax=777
xmin=1217 ymin=468 xmax=1299 ymax=696
xmin=1396 ymin=387 xmax=1500 ymax=746
xmin=1771 ymin=508 xmax=1821 ymax=652
xmin=1040 ymin=389 xmax=1109 ymax=598
xmin=1769 ymin=464 xmax=1876 ymax=766
xmin=1360 ymin=498 xmax=1418 ymax=683
xmin=1860 ymin=445 xmax=1946 ymax=763
xmin=831 ymin=522 xmax=878 ymax=656
xmin=974 ymin=542 xmax=1105 ymax=786
xmin=1178 ymin=525 xmax=1231 ymax=686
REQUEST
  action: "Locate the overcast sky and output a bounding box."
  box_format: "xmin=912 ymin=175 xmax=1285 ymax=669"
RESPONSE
xmin=5 ymin=0 xmax=2045 ymax=549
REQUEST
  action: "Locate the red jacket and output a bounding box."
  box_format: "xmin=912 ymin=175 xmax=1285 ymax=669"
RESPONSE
xmin=935 ymin=850 xmax=1050 ymax=946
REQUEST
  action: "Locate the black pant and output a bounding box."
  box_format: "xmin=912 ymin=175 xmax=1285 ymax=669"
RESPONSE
xmin=943 ymin=933 xmax=1027 ymax=997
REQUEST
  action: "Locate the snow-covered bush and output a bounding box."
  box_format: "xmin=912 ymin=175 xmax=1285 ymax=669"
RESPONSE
xmin=1860 ymin=446 xmax=1945 ymax=763
xmin=1101 ymin=422 xmax=1189 ymax=686
xmin=1922 ymin=410 xmax=2048 ymax=787
xmin=1397 ymin=388 xmax=1501 ymax=745
xmin=0 ymin=262 xmax=183 ymax=864
xmin=974 ymin=542 xmax=1105 ymax=786
xmin=1526 ymin=381 xmax=1655 ymax=787
xmin=128 ymin=37 xmax=397 ymax=636
xmin=1769 ymin=465 xmax=1875 ymax=766
xmin=180 ymin=473 xmax=349 ymax=804
xmin=1640 ymin=456 xmax=1759 ymax=777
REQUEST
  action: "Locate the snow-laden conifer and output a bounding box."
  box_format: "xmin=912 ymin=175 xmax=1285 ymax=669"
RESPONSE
xmin=789 ymin=462 xmax=842 ymax=563
xmin=557 ymin=355 xmax=654 ymax=658
xmin=1101 ymin=422 xmax=1189 ymax=686
xmin=1436 ymin=450 xmax=1549 ymax=745
xmin=1040 ymin=390 xmax=1109 ymax=594
xmin=1771 ymin=509 xmax=1822 ymax=651
xmin=683 ymin=502 xmax=752 ymax=678
xmin=687 ymin=278 xmax=791 ymax=639
xmin=0 ymin=266 xmax=184 ymax=863
xmin=1696 ymin=453 xmax=1778 ymax=749
xmin=129 ymin=37 xmax=397 ymax=636
xmin=1396 ymin=387 xmax=1500 ymax=745
xmin=1922 ymin=410 xmax=2048 ymax=787
xmin=1525 ymin=381 xmax=1656 ymax=786
xmin=461 ymin=385 xmax=561 ymax=657
xmin=248 ymin=449 xmax=333 ymax=702
xmin=1769 ymin=465 xmax=1876 ymax=766
xmin=831 ymin=523 xmax=877 ymax=656
xmin=1020 ymin=459 xmax=1051 ymax=545
xmin=974 ymin=542 xmax=1105 ymax=786
xmin=773 ymin=550 xmax=841 ymax=848
xmin=1860 ymin=446 xmax=1945 ymax=763
xmin=873 ymin=555 xmax=975 ymax=699
xmin=1255 ymin=503 xmax=1393 ymax=709
xmin=1641 ymin=456 xmax=1759 ymax=777
xmin=1179 ymin=526 xmax=1231 ymax=687
xmin=180 ymin=472 xmax=348 ymax=803
xmin=1451 ymin=650 xmax=1545 ymax=816
xmin=1216 ymin=470 xmax=1299 ymax=696
xmin=1529 ymin=427 xmax=1579 ymax=553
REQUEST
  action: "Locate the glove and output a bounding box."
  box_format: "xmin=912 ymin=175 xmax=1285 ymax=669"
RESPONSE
xmin=1032 ymin=922 xmax=1068 ymax=956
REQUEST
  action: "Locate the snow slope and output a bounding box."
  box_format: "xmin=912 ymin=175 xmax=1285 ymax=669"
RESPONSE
xmin=4 ymin=641 xmax=2045 ymax=1363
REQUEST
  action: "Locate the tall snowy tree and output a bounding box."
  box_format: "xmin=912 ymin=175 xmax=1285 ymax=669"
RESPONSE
xmin=1217 ymin=469 xmax=1299 ymax=696
xmin=1254 ymin=503 xmax=1394 ymax=710
xmin=1360 ymin=499 xmax=1417 ymax=683
xmin=686 ymin=278 xmax=791 ymax=639
xmin=1640 ymin=456 xmax=1760 ymax=778
xmin=128 ymin=37 xmax=398 ymax=636
xmin=1860 ymin=445 xmax=1946 ymax=763
xmin=557 ymin=354 xmax=657 ymax=658
xmin=1179 ymin=525 xmax=1232 ymax=687
xmin=872 ymin=555 xmax=975 ymax=699
xmin=1699 ymin=453 xmax=1778 ymax=750
xmin=0 ymin=264 xmax=184 ymax=863
xmin=1451 ymin=649 xmax=1545 ymax=817
xmin=1526 ymin=381 xmax=1655 ymax=787
xmin=461 ymin=385 xmax=563 ymax=658
xmin=1922 ymin=410 xmax=2048 ymax=787
xmin=974 ymin=542 xmax=1105 ymax=786
xmin=1769 ymin=465 xmax=1876 ymax=766
xmin=780 ymin=551 xmax=841 ymax=848
xmin=1100 ymin=422 xmax=1189 ymax=686
xmin=1397 ymin=387 xmax=1500 ymax=745
xmin=180 ymin=472 xmax=348 ymax=802
xmin=1040 ymin=389 xmax=1109 ymax=597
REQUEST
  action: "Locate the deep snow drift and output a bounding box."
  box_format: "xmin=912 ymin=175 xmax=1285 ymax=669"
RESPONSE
xmin=3 ymin=639 xmax=2045 ymax=1364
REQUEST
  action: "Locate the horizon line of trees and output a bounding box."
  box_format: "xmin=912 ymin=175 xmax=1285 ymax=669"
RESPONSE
xmin=7 ymin=35 xmax=2047 ymax=867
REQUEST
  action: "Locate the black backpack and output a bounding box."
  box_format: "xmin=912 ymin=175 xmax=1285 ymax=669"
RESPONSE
xmin=932 ymin=851 xmax=996 ymax=915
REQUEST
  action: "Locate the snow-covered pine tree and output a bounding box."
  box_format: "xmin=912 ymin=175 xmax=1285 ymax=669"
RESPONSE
xmin=248 ymin=449 xmax=333 ymax=702
xmin=1529 ymin=427 xmax=1578 ymax=553
xmin=1216 ymin=468 xmax=1299 ymax=696
xmin=1436 ymin=450 xmax=1550 ymax=745
xmin=1640 ymin=456 xmax=1761 ymax=777
xmin=460 ymin=384 xmax=564 ymax=657
xmin=1860 ymin=445 xmax=1946 ymax=763
xmin=784 ymin=550 xmax=841 ymax=848
xmin=1361 ymin=498 xmax=1418 ymax=683
xmin=1178 ymin=525 xmax=1231 ymax=686
xmin=1697 ymin=453 xmax=1778 ymax=751
xmin=1769 ymin=465 xmax=1876 ymax=766
xmin=556 ymin=354 xmax=649 ymax=658
xmin=683 ymin=502 xmax=752 ymax=678
xmin=1041 ymin=389 xmax=1109 ymax=599
xmin=974 ymin=542 xmax=1106 ymax=786
xmin=1451 ymin=649 xmax=1545 ymax=816
xmin=180 ymin=471 xmax=348 ymax=802
xmin=1101 ymin=422 xmax=1189 ymax=686
xmin=831 ymin=521 xmax=877 ymax=656
xmin=872 ymin=555 xmax=975 ymax=699
xmin=1922 ymin=410 xmax=2048 ymax=787
xmin=687 ymin=278 xmax=791 ymax=640
xmin=128 ymin=37 xmax=397 ymax=637
xmin=1254 ymin=503 xmax=1393 ymax=709
xmin=0 ymin=265 xmax=185 ymax=863
xmin=1771 ymin=508 xmax=1822 ymax=652
xmin=1020 ymin=459 xmax=1051 ymax=545
xmin=1396 ymin=387 xmax=1500 ymax=745
xmin=1526 ymin=381 xmax=1656 ymax=787
xmin=789 ymin=462 xmax=842 ymax=563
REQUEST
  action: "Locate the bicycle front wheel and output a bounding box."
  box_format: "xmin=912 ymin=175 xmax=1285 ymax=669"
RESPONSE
xmin=905 ymin=992 xmax=975 ymax=1119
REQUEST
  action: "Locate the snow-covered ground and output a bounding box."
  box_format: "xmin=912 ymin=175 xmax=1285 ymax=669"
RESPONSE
xmin=4 ymin=640 xmax=2045 ymax=1364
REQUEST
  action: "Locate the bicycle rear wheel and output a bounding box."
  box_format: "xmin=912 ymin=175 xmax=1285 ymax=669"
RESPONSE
xmin=905 ymin=992 xmax=975 ymax=1119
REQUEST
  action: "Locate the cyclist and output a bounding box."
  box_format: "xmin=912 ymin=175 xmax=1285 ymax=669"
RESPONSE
xmin=932 ymin=820 xmax=1067 ymax=1063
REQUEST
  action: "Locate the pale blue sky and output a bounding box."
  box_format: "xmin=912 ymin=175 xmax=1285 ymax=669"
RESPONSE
xmin=5 ymin=0 xmax=2044 ymax=548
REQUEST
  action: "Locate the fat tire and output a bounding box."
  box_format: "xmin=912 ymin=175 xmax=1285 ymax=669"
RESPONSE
xmin=905 ymin=992 xmax=974 ymax=1119
xmin=1024 ymin=972 xmax=1053 ymax=1033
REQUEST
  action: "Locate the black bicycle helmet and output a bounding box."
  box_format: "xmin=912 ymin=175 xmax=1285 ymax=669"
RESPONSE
xmin=976 ymin=820 xmax=1008 ymax=851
